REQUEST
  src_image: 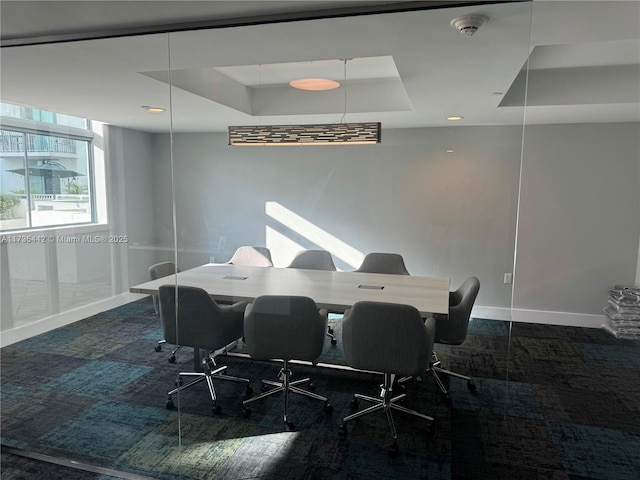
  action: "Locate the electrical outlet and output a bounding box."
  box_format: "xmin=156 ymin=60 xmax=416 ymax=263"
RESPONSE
xmin=504 ymin=273 xmax=513 ymax=284
xmin=209 ymin=256 xmax=215 ymax=263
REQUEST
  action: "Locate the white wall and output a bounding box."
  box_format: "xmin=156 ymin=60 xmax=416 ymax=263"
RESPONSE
xmin=3 ymin=120 xmax=637 ymax=342
xmin=515 ymin=122 xmax=640 ymax=314
xmin=149 ymin=122 xmax=639 ymax=322
xmin=157 ymin=126 xmax=524 ymax=311
xmin=106 ymin=126 xmax=166 ymax=287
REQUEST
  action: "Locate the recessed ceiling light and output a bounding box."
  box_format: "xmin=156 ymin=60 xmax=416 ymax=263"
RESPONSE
xmin=142 ymin=105 xmax=165 ymax=113
xmin=289 ymin=78 xmax=341 ymax=91
xmin=446 ymin=149 xmax=455 ymax=153
xmin=447 ymin=116 xmax=464 ymax=121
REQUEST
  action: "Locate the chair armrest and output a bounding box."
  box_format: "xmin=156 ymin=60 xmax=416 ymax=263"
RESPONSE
xmin=219 ymin=301 xmax=250 ymax=314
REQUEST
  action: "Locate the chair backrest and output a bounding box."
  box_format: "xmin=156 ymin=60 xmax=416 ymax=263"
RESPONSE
xmin=243 ymin=295 xmax=327 ymax=362
xmin=148 ymin=261 xmax=178 ymax=280
xmin=287 ymin=249 xmax=336 ymax=271
xmin=158 ymin=285 xmax=245 ymax=350
xmin=227 ymin=246 xmax=273 ymax=267
xmin=355 ymin=252 xmax=410 ymax=275
xmin=342 ymin=301 xmax=435 ymax=377
xmin=435 ymin=276 xmax=480 ymax=345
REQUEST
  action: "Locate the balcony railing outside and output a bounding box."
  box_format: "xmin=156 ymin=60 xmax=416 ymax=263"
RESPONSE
xmin=0 ymin=132 xmax=77 ymax=154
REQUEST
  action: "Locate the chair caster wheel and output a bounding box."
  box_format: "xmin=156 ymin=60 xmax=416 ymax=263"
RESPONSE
xmin=261 ymin=384 xmax=270 ymax=393
xmin=338 ymin=424 xmax=348 ymax=437
xmin=415 ymin=376 xmax=423 ymax=383
xmin=168 ymin=355 xmax=176 ymax=364
xmin=467 ymin=380 xmax=476 ymax=392
xmin=285 ymin=421 xmax=295 ymax=431
xmin=212 ymin=404 xmax=222 ymax=415
xmin=155 ymin=344 xmax=162 ymax=352
xmin=388 ymin=442 xmax=399 ymax=458
xmin=330 ymin=338 xmax=337 ymax=346
xmin=324 ymin=403 xmax=333 ymax=414
xmin=245 ymin=385 xmax=254 ymax=397
xmin=349 ymin=399 xmax=358 ymax=411
xmin=242 ymin=407 xmax=252 ymax=418
xmin=308 ymin=383 xmax=316 ymax=392
xmin=175 ymin=378 xmax=183 ymax=387
xmin=166 ymin=398 xmax=174 ymax=410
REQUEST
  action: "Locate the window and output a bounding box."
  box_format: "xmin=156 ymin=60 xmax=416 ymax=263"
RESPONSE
xmin=0 ymin=102 xmax=105 ymax=231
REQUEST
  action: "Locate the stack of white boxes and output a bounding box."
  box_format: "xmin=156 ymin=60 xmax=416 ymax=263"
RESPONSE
xmin=603 ymin=285 xmax=640 ymax=339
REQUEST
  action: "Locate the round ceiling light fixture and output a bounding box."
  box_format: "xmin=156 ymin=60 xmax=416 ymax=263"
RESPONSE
xmin=142 ymin=105 xmax=165 ymax=113
xmin=450 ymin=14 xmax=488 ymax=37
xmin=289 ymin=78 xmax=341 ymax=91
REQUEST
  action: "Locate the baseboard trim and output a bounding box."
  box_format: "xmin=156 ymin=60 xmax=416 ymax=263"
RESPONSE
xmin=0 ymin=292 xmax=148 ymax=348
xmin=2 ymin=299 xmax=604 ymax=348
xmin=511 ymin=308 xmax=604 ymax=328
xmin=472 ymin=305 xmax=604 ymax=329
xmin=472 ymin=306 xmax=512 ymax=321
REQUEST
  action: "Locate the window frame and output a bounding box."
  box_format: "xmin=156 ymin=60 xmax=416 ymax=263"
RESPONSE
xmin=0 ymin=114 xmax=101 ymax=233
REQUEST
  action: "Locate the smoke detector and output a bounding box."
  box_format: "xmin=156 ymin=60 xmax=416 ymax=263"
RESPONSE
xmin=450 ymin=14 xmax=488 ymax=37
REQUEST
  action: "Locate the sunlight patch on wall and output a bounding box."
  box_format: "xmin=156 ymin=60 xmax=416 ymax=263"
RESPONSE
xmin=265 ymin=201 xmax=364 ymax=269
xmin=266 ymin=225 xmax=304 ymax=267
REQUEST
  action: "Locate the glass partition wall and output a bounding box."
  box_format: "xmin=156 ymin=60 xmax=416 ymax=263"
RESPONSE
xmin=0 ymin=3 xmax=532 ymax=478
xmin=6 ymin=2 xmax=637 ymax=479
xmin=0 ymin=31 xmax=183 ymax=473
xmin=168 ymin=3 xmax=530 ymax=478
xmin=506 ymin=3 xmax=640 ymax=480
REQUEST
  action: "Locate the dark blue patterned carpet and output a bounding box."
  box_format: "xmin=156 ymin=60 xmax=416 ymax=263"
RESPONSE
xmin=1 ymin=298 xmax=639 ymax=480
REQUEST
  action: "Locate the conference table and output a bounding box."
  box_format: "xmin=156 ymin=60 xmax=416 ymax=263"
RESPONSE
xmin=129 ymin=263 xmax=450 ymax=316
xmin=130 ymin=263 xmax=450 ymax=371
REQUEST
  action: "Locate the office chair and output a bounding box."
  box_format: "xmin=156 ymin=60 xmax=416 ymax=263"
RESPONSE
xmin=430 ymin=276 xmax=480 ymax=396
xmin=149 ymin=261 xmax=179 ymax=315
xmin=242 ymin=295 xmax=333 ymax=431
xmin=149 ymin=262 xmax=180 ymax=358
xmin=158 ymin=285 xmax=251 ymax=414
xmin=286 ymin=249 xmax=337 ymax=271
xmin=339 ymin=301 xmax=436 ymax=456
xmin=286 ymin=249 xmax=338 ymax=345
xmin=354 ymin=252 xmax=410 ymax=275
xmin=226 ymin=246 xmax=273 ymax=267
xmin=399 ymin=276 xmax=480 ymax=399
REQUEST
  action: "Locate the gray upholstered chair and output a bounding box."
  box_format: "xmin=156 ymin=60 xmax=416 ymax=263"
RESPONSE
xmin=286 ymin=249 xmax=338 ymax=345
xmin=149 ymin=262 xmax=179 ymax=357
xmin=158 ymin=285 xmax=251 ymax=414
xmin=429 ymin=276 xmax=480 ymax=396
xmin=149 ymin=261 xmax=179 ymax=316
xmin=242 ymin=295 xmax=333 ymax=430
xmin=226 ymin=246 xmax=273 ymax=267
xmin=286 ymin=249 xmax=337 ymax=271
xmin=398 ymin=277 xmax=480 ymax=398
xmin=339 ymin=301 xmax=436 ymax=456
xmin=354 ymin=252 xmax=410 ymax=275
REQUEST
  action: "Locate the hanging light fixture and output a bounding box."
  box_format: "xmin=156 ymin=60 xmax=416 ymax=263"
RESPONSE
xmin=229 ymin=59 xmax=381 ymax=146
xmin=228 ymin=122 xmax=381 ymax=146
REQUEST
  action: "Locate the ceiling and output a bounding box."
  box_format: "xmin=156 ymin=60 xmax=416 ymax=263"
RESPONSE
xmin=1 ymin=1 xmax=638 ymax=133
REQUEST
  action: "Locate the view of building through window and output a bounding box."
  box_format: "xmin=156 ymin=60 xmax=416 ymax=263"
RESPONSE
xmin=0 ymin=102 xmax=102 ymax=231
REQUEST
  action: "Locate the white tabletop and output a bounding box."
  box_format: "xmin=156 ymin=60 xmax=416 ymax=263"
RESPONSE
xmin=130 ymin=263 xmax=451 ymax=315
